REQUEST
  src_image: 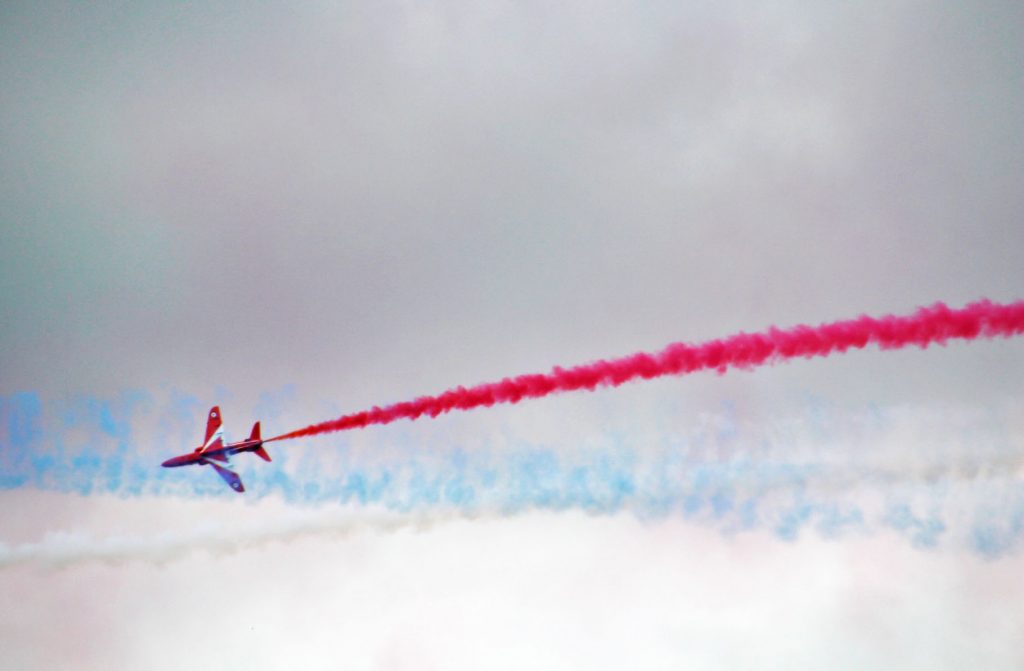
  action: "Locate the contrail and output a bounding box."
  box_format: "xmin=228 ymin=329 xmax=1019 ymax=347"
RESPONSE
xmin=0 ymin=508 xmax=446 ymax=569
xmin=268 ymin=298 xmax=1024 ymax=442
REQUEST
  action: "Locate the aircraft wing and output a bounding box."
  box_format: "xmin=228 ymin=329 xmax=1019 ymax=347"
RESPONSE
xmin=202 ymin=436 xmax=223 ymax=454
xmin=202 ymin=406 xmax=223 ymax=448
xmin=205 ymin=450 xmax=229 ymax=463
xmin=209 ymin=461 xmax=245 ymax=493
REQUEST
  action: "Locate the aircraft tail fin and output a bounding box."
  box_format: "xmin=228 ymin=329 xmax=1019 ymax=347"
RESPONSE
xmin=248 ymin=421 xmax=269 ymax=460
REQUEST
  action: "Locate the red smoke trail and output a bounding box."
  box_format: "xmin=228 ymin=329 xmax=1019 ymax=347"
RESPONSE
xmin=266 ymin=299 xmax=1024 ymax=442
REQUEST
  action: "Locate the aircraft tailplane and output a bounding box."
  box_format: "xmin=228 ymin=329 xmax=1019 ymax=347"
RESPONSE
xmin=254 ymin=446 xmax=272 ymax=462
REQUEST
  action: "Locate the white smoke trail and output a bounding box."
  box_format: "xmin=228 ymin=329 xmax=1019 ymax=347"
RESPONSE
xmin=0 ymin=506 xmax=454 ymax=570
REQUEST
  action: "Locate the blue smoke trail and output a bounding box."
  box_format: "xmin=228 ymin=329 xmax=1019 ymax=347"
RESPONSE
xmin=1 ymin=389 xmax=1022 ymax=557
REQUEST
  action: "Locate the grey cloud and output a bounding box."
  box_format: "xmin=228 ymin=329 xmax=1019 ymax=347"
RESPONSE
xmin=1 ymin=1 xmax=1021 ymax=400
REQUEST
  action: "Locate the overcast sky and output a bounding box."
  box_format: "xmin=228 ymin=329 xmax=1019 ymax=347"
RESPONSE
xmin=2 ymin=1 xmax=1023 ymax=669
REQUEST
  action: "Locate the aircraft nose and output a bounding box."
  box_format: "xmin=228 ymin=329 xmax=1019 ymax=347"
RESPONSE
xmin=161 ymin=457 xmax=181 ymax=468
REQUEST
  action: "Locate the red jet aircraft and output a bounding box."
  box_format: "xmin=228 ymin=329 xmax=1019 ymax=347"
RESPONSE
xmin=161 ymin=406 xmax=271 ymax=492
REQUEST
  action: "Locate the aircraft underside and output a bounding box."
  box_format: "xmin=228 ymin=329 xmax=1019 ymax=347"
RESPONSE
xmin=160 ymin=407 xmax=268 ymax=493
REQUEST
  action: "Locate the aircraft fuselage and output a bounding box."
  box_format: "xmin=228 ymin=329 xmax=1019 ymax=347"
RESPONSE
xmin=160 ymin=407 xmax=270 ymax=492
xmin=161 ymin=438 xmax=264 ymax=468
